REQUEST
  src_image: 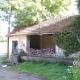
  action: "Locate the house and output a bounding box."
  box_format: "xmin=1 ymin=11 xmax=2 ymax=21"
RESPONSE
xmin=7 ymin=16 xmax=74 ymax=58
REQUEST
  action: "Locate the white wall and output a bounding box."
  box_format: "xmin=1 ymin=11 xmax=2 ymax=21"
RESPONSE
xmin=55 ymin=45 xmax=65 ymax=57
xmin=26 ymin=35 xmax=30 ymax=49
xmin=9 ymin=35 xmax=27 ymax=58
xmin=9 ymin=36 xmax=65 ymax=58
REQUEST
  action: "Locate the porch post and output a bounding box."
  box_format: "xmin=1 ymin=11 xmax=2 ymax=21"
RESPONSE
xmin=40 ymin=35 xmax=42 ymax=49
xmin=26 ymin=35 xmax=30 ymax=51
xmin=52 ymin=34 xmax=56 ymax=53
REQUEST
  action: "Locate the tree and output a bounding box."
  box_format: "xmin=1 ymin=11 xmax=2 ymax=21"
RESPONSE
xmin=71 ymin=0 xmax=80 ymax=43
xmin=54 ymin=0 xmax=80 ymax=56
xmin=76 ymin=0 xmax=80 ymax=13
xmin=0 ymin=0 xmax=72 ymax=28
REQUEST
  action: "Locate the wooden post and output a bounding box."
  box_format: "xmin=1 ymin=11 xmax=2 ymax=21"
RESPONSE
xmin=40 ymin=35 xmax=42 ymax=49
xmin=52 ymin=34 xmax=55 ymax=53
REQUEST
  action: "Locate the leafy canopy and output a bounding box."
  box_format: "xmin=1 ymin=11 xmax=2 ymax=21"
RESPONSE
xmin=0 ymin=0 xmax=71 ymax=28
xmin=76 ymin=0 xmax=80 ymax=13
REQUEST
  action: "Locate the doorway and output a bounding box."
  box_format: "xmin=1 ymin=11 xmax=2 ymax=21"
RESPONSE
xmin=12 ymin=41 xmax=18 ymax=54
xmin=30 ymin=35 xmax=40 ymax=49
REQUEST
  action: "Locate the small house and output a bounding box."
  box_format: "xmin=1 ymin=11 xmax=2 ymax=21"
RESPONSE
xmin=7 ymin=16 xmax=74 ymax=58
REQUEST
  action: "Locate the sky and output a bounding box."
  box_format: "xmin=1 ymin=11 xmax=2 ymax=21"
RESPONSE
xmin=68 ymin=0 xmax=78 ymax=15
xmin=0 ymin=0 xmax=78 ymax=36
xmin=0 ymin=20 xmax=8 ymax=36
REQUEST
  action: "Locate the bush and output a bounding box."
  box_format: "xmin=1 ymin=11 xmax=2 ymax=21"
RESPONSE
xmin=69 ymin=56 xmax=80 ymax=80
xmin=64 ymin=51 xmax=70 ymax=56
xmin=54 ymin=31 xmax=80 ymax=56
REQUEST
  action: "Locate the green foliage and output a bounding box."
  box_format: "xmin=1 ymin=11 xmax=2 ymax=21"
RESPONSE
xmin=8 ymin=61 xmax=73 ymax=80
xmin=0 ymin=55 xmax=7 ymax=61
xmin=64 ymin=51 xmax=71 ymax=57
xmin=52 ymin=0 xmax=80 ymax=56
xmin=54 ymin=31 xmax=80 ymax=56
xmin=54 ymin=16 xmax=80 ymax=56
xmin=70 ymin=56 xmax=80 ymax=80
xmin=0 ymin=0 xmax=72 ymax=28
xmin=0 ymin=36 xmax=7 ymax=42
xmin=76 ymin=0 xmax=80 ymax=14
xmin=72 ymin=15 xmax=80 ymax=30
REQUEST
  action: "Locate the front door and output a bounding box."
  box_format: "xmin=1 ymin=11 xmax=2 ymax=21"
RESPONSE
xmin=12 ymin=41 xmax=18 ymax=54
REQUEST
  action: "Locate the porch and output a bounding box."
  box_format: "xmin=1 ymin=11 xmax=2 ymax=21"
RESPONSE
xmin=29 ymin=34 xmax=55 ymax=50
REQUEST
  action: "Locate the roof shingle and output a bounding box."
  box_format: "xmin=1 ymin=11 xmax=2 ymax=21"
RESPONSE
xmin=7 ymin=16 xmax=74 ymax=37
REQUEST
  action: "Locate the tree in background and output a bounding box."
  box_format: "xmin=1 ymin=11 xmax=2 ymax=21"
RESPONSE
xmin=69 ymin=1 xmax=80 ymax=80
xmin=76 ymin=0 xmax=80 ymax=13
xmin=0 ymin=0 xmax=72 ymax=28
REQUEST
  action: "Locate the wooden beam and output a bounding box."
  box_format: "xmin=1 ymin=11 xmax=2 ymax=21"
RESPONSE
xmin=40 ymin=35 xmax=42 ymax=49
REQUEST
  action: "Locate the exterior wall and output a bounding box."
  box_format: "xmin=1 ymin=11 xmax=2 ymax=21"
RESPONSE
xmin=21 ymin=55 xmax=73 ymax=65
xmin=9 ymin=35 xmax=65 ymax=58
xmin=26 ymin=35 xmax=30 ymax=49
xmin=55 ymin=45 xmax=64 ymax=57
xmin=9 ymin=35 xmax=27 ymax=58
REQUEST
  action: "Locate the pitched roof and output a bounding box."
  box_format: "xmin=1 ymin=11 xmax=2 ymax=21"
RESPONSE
xmin=7 ymin=16 xmax=74 ymax=37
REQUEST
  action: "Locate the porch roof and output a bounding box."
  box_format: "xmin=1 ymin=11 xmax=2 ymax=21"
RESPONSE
xmin=7 ymin=16 xmax=74 ymax=37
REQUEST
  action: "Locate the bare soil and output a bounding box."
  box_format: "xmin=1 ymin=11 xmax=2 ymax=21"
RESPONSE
xmin=0 ymin=68 xmax=46 ymax=80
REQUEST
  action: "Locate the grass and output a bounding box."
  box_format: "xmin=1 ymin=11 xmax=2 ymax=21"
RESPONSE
xmin=8 ymin=61 xmax=73 ymax=80
xmin=0 ymin=55 xmax=7 ymax=61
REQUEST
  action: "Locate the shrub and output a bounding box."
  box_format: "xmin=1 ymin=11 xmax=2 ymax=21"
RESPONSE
xmin=54 ymin=31 xmax=80 ymax=56
xmin=69 ymin=56 xmax=80 ymax=80
xmin=64 ymin=51 xmax=70 ymax=56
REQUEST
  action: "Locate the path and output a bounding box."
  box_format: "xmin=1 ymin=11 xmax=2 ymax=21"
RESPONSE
xmin=0 ymin=43 xmax=47 ymax=80
xmin=0 ymin=53 xmax=46 ymax=80
xmin=0 ymin=68 xmax=46 ymax=80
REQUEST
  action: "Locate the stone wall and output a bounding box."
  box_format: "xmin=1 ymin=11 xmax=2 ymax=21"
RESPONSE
xmin=21 ymin=55 xmax=73 ymax=65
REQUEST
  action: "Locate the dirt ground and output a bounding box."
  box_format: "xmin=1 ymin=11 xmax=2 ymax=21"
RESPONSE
xmin=0 ymin=68 xmax=47 ymax=80
xmin=0 ymin=42 xmax=47 ymax=80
